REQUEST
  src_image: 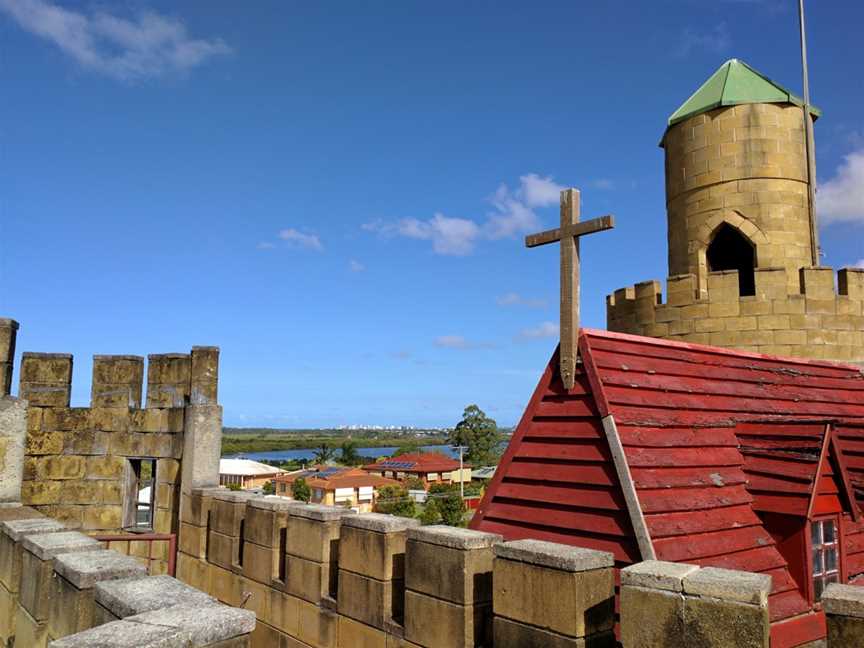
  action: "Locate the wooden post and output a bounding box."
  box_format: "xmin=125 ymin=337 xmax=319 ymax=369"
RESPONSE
xmin=525 ymin=188 xmax=614 ymax=390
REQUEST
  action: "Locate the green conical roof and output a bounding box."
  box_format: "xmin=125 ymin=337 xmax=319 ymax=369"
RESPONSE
xmin=667 ymin=58 xmax=821 ymax=127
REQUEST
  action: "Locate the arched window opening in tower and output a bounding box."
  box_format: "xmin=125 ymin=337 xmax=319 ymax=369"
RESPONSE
xmin=707 ymin=224 xmax=756 ymax=296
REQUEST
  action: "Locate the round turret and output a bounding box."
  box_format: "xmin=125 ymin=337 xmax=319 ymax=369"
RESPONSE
xmin=663 ymin=59 xmax=816 ymax=295
xmin=607 ymin=59 xmax=864 ymax=365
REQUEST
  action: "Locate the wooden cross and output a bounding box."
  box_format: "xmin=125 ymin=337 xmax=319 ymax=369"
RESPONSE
xmin=525 ymin=188 xmax=614 ymax=390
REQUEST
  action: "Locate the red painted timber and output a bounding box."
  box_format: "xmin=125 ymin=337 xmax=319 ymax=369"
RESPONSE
xmin=503 ymin=460 xmax=617 ymax=485
xmin=477 ymin=518 xmax=641 ymax=564
xmin=637 ymin=484 xmax=752 ymax=514
xmin=653 ymin=525 xmax=775 ymax=562
xmin=482 ymin=501 xmax=632 ymax=537
xmin=630 ymin=466 xmax=746 ymax=489
xmin=645 ymin=504 xmax=762 ymax=538
xmin=770 ymin=612 xmax=825 ymax=648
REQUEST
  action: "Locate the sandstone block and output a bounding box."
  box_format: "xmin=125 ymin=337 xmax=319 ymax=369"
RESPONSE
xmin=492 ymin=540 xmax=614 ymax=639
xmin=339 ymin=514 xmax=418 ymax=581
xmin=338 ymin=568 xmax=400 ymax=629
xmin=404 ymin=589 xmax=489 ymax=648
xmin=95 ymin=574 xmax=216 ymax=619
xmin=338 ymin=615 xmax=387 ymax=648
xmin=298 ymin=598 xmax=338 ymax=648
xmin=286 ymin=553 xmax=334 ymax=604
xmin=493 ymin=616 xmax=614 ymax=648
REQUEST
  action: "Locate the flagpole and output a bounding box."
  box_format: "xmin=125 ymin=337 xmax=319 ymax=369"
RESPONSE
xmin=798 ymin=0 xmax=820 ymax=265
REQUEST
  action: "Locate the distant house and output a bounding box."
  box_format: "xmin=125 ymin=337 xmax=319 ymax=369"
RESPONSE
xmin=362 ymin=452 xmax=471 ymax=487
xmin=219 ymin=458 xmax=287 ymax=490
xmin=272 ymin=466 xmax=399 ymax=513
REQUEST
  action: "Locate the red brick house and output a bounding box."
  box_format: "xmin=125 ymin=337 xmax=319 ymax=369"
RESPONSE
xmin=362 ymin=452 xmax=472 ymax=488
xmin=471 ymin=329 xmax=864 ymax=647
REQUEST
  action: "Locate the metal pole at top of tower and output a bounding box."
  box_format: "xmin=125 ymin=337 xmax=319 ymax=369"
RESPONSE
xmin=799 ymin=0 xmax=820 ymax=265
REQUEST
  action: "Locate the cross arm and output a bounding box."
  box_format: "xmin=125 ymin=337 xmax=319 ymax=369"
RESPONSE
xmin=524 ymin=214 xmax=615 ymax=248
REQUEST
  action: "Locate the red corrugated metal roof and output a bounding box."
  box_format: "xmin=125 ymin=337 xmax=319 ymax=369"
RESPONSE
xmin=472 ymin=328 xmax=864 ymax=647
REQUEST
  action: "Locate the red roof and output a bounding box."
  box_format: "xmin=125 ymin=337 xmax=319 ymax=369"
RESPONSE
xmin=472 ymin=329 xmax=864 ymax=647
xmin=362 ymin=451 xmax=467 ymax=474
xmin=273 ymin=466 xmax=399 ymax=491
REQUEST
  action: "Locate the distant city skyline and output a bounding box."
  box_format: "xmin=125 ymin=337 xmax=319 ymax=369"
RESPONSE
xmin=2 ymin=1 xmax=862 ymax=427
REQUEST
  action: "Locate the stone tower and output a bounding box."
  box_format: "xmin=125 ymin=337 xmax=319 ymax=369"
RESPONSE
xmin=607 ymin=59 xmax=864 ymax=364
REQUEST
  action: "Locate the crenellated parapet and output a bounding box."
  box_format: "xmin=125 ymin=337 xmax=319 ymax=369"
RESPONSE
xmin=607 ymin=266 xmax=864 ymax=363
xmin=0 ymin=318 xmax=222 ymax=554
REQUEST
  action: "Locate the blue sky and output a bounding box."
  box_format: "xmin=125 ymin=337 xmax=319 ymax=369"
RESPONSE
xmin=1 ymin=0 xmax=862 ymax=428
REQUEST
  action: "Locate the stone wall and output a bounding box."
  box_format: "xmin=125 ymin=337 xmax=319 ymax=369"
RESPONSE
xmin=0 ymin=318 xmax=223 ymax=575
xmin=0 ymin=505 xmax=255 ymax=648
xmin=176 ymin=489 xmax=786 ymax=648
xmin=607 ymin=266 xmax=864 ymax=363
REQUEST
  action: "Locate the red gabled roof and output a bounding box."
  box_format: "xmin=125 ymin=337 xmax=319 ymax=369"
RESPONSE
xmin=362 ymin=452 xmax=467 ymax=474
xmin=472 ymin=328 xmax=864 ymax=646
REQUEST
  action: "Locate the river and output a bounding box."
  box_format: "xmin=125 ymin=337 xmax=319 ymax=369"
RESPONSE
xmin=225 ymin=444 xmax=455 ymax=463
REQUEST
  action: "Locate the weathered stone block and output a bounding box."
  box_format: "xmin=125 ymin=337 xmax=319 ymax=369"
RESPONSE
xmin=680 ymin=567 xmax=770 ymax=648
xmin=406 ymin=526 xmax=501 ymax=605
xmin=242 ymin=541 xmax=275 ymax=584
xmin=15 ymin=604 xmax=48 ymax=648
xmin=268 ymin=588 xmax=300 ymax=636
xmin=0 ymin=397 xmax=27 ymax=503
xmin=95 ymin=574 xmax=216 ymax=619
xmin=492 ymin=540 xmax=614 ymax=639
xmin=286 ymin=553 xmax=334 ymax=603
xmin=212 ymin=491 xmax=254 ymax=536
xmin=404 ymin=589 xmax=490 ymax=648
xmin=338 ymin=568 xmax=400 ymax=628
xmin=0 ymin=517 xmax=65 ymax=591
xmin=822 ymin=583 xmax=864 ymax=648
xmin=493 ymin=616 xmax=614 ymax=648
xmin=20 ymin=532 xmax=102 ymax=622
xmin=181 ymin=405 xmax=223 ymax=495
xmin=338 ymin=615 xmax=387 ymax=648
xmin=207 ymin=529 xmax=239 ymax=570
xmin=297 ymin=598 xmax=338 ymax=648
xmin=339 ymin=514 xmax=419 ymax=581
xmin=287 ymin=506 xmax=351 ymax=563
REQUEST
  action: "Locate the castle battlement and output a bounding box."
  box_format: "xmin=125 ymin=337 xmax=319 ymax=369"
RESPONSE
xmin=607 ymin=266 xmax=864 ymax=363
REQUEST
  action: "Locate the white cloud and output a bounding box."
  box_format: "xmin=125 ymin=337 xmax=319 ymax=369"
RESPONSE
xmin=591 ymin=178 xmax=615 ymax=190
xmin=278 ymin=229 xmax=323 ymax=251
xmin=855 ymin=259 xmax=864 ymax=269
xmin=349 ymin=259 xmax=365 ymax=272
xmin=433 ymin=335 xmax=493 ymax=350
xmin=519 ymin=321 xmax=559 ymax=339
xmin=256 ymin=242 xmax=276 ymax=250
xmin=434 ymin=335 xmax=470 ymax=349
xmin=519 ymin=173 xmax=564 ymax=208
xmin=495 ymin=292 xmax=548 ymax=308
xmin=0 ymin=0 xmax=230 ymax=81
xmin=365 ymin=214 xmax=481 ymax=256
xmin=818 ymin=149 xmax=864 ymax=225
xmin=678 ymin=22 xmax=731 ymax=57
xmin=364 ymin=173 xmax=567 ymax=256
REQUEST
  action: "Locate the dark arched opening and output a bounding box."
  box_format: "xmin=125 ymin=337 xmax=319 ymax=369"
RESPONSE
xmin=707 ymin=223 xmax=756 ymax=296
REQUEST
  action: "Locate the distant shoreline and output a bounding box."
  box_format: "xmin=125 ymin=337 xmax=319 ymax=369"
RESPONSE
xmin=221 ymin=428 xmax=451 ymax=456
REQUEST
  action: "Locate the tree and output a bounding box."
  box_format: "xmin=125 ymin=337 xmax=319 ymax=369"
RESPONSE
xmin=449 ymin=404 xmax=501 ymax=466
xmin=313 ymin=442 xmax=336 ymax=464
xmin=421 ymin=483 xmax=466 ymax=527
xmin=291 ymin=478 xmax=311 ymax=502
xmin=262 ymin=480 xmax=275 ymax=495
xmin=227 ymin=482 xmax=242 ymax=491
xmin=392 ymin=442 xmax=422 ymax=457
xmin=339 ymin=440 xmax=361 ymax=466
xmin=374 ymin=485 xmax=415 ymax=518
xmin=405 ymin=476 xmax=425 ymax=491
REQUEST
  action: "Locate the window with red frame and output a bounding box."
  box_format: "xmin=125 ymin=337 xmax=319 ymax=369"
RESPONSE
xmin=811 ymin=518 xmax=840 ymax=600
